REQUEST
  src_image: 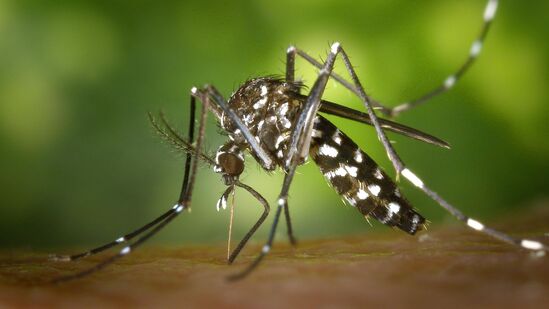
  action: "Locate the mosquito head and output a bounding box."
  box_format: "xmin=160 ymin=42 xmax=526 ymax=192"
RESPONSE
xmin=217 ymin=152 xmax=244 ymax=185
xmin=214 ymin=141 xmax=245 ymax=185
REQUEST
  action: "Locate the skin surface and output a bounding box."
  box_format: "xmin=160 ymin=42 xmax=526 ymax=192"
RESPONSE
xmin=1 ymin=205 xmax=548 ymax=308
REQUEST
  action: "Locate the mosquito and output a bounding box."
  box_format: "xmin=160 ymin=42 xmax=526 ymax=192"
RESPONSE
xmin=49 ymin=0 xmax=547 ymax=283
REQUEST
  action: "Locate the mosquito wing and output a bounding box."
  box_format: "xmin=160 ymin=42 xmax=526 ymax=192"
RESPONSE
xmin=315 ymin=97 xmax=450 ymax=149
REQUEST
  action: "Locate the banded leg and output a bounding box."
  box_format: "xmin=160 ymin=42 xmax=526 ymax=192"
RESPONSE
xmin=49 ymin=208 xmax=178 ymax=262
xmin=50 ymin=88 xmax=209 ymax=283
xmin=50 ymin=93 xmax=199 ymax=263
xmin=402 ymin=169 xmax=548 ymax=252
xmin=286 ymin=0 xmax=500 ymax=117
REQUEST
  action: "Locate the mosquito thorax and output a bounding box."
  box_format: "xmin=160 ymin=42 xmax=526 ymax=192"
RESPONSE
xmin=219 ymin=77 xmax=304 ymax=170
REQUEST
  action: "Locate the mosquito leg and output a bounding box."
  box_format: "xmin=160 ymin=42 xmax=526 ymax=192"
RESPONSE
xmin=50 ymin=89 xmax=209 ymax=283
xmin=227 ymin=181 xmax=270 ymax=264
xmin=50 ymin=92 xmax=199 ymax=263
xmin=289 ymin=45 xmax=389 ymax=113
xmin=226 ymin=176 xmax=294 ymax=281
xmin=282 ymin=45 xmax=302 ymax=246
xmin=401 ymin=168 xmax=547 ymax=252
xmin=51 ymin=205 xmax=185 ymax=283
xmin=49 ymin=208 xmax=178 ymax=262
xmin=283 ymin=206 xmax=298 ymax=246
xmin=388 ymin=0 xmax=499 ymax=117
xmin=286 ymin=46 xmax=296 ymax=83
xmin=291 ymin=0 xmax=499 ymax=118
xmin=334 ymin=44 xmax=405 ymax=176
xmin=178 ymin=94 xmax=197 ymax=203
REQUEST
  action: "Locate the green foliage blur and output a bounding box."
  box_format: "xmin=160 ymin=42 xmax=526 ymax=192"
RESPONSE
xmin=1 ymin=0 xmax=548 ymax=249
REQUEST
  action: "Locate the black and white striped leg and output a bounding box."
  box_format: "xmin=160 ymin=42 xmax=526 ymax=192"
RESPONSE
xmin=50 ymin=88 xmax=209 ymax=283
xmin=51 ymin=203 xmax=187 ymax=283
xmin=50 ymin=95 xmax=199 ymax=263
xmin=400 ymin=168 xmax=547 ymax=253
xmin=332 ymin=43 xmax=405 ymax=177
xmin=388 ymin=0 xmax=499 ymax=117
xmin=286 ymin=0 xmax=500 ymax=118
xmin=49 ymin=208 xmax=179 ymax=262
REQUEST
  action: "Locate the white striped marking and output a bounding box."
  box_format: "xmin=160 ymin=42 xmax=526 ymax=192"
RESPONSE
xmin=120 ymin=247 xmax=131 ymax=255
xmin=275 ymin=135 xmax=286 ymax=149
xmin=116 ymin=237 xmax=125 ymax=243
xmin=243 ymin=113 xmax=254 ymax=125
xmin=332 ymin=130 xmax=342 ymax=145
xmin=278 ymin=103 xmax=289 ymax=116
xmin=253 ymin=97 xmax=268 ymax=109
xmin=345 ymin=165 xmax=358 ymax=177
xmin=354 ymin=150 xmax=363 ymax=163
xmin=216 ymin=196 xmax=226 ymax=211
xmin=402 ymin=168 xmax=424 ymax=188
xmin=484 ymin=0 xmax=498 ymax=21
xmin=357 ymin=189 xmax=369 ymax=200
xmin=281 ymin=117 xmax=292 ymax=129
xmin=368 ymin=184 xmax=381 ymax=196
xmin=374 ymin=169 xmax=383 ymax=180
xmin=319 ymin=144 xmax=338 ymax=157
xmin=444 ymin=75 xmax=456 ymax=89
xmin=467 ymin=218 xmax=484 ymax=231
xmin=334 ymin=167 xmax=347 ymax=177
xmin=388 ymin=202 xmax=401 ymax=215
xmin=470 ymin=40 xmax=482 ymax=57
xmin=312 ymin=129 xmax=323 ymax=138
xmin=260 ymin=85 xmax=268 ymax=96
xmin=331 ymin=42 xmax=341 ymax=54
xmin=521 ymin=239 xmax=543 ymax=251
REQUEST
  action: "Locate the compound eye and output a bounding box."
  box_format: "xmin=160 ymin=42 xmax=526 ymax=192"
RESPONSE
xmin=217 ymin=152 xmax=244 ymax=177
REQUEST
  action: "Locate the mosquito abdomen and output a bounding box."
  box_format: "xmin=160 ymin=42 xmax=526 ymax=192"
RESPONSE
xmin=309 ymin=115 xmax=425 ymax=235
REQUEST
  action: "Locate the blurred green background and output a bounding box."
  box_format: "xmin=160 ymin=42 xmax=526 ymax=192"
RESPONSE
xmin=1 ymin=0 xmax=548 ymax=249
